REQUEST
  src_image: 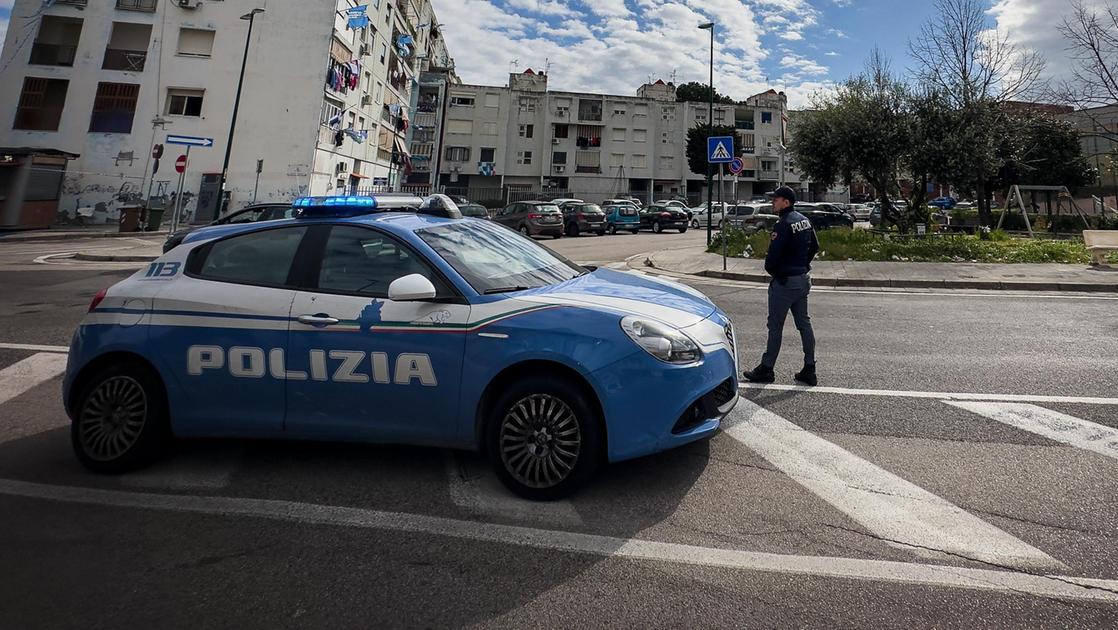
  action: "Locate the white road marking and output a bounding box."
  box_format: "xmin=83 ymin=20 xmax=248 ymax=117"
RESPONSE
xmin=444 ymin=452 xmax=582 ymax=526
xmin=740 ymin=382 xmax=1118 ymax=406
xmin=722 ymin=400 xmax=1062 ymax=570
xmin=0 ymin=342 xmax=70 ymax=354
xmin=945 ymin=401 xmax=1118 ymax=462
xmin=0 ymin=478 xmax=1113 ymax=602
xmin=0 ymin=353 xmax=69 ymax=407
xmin=32 ymin=252 xmax=77 ymax=265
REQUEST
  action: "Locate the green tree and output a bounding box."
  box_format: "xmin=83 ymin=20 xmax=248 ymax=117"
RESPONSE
xmin=685 ymin=124 xmax=738 ymax=176
xmin=789 ymin=51 xmax=913 ymax=228
xmin=1001 ymin=113 xmax=1096 ymax=192
xmin=676 ymin=81 xmax=735 ymax=104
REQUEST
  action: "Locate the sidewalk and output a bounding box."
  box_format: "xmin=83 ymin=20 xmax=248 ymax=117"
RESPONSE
xmin=0 ymin=226 xmax=168 ymax=243
xmin=639 ymin=246 xmax=1118 ymax=292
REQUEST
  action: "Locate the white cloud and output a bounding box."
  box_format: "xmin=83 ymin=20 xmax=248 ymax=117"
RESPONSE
xmin=987 ymin=0 xmax=1110 ymax=87
xmin=827 ymin=28 xmax=848 ymax=38
xmin=507 ymin=0 xmax=576 ymax=16
xmin=779 ymin=31 xmax=803 ymax=41
xmin=583 ymin=0 xmax=631 ymax=17
xmin=0 ymin=8 xmax=9 ymax=54
xmin=824 ymin=51 xmax=839 ymax=57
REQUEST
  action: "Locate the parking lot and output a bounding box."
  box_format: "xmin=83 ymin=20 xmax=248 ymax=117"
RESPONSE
xmin=1 ymin=236 xmax=1116 ymax=627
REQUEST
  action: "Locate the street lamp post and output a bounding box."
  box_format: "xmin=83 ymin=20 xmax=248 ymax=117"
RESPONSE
xmin=699 ymin=22 xmax=715 ymax=246
xmin=215 ymin=8 xmax=265 ymax=220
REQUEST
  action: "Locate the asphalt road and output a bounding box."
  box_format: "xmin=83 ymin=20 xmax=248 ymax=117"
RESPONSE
xmin=1 ymin=234 xmax=1117 ymax=628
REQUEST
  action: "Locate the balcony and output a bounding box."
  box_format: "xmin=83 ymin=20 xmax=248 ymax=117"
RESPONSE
xmin=578 ymin=99 xmax=603 ymax=122
xmin=102 ymin=49 xmax=147 ymax=71
xmin=414 ymin=112 xmax=437 ymax=128
xmin=759 ymin=170 xmax=780 ymax=180
xmin=29 ymin=43 xmax=77 ymax=67
xmin=735 ymin=120 xmax=755 ymax=130
xmin=116 ymin=0 xmax=157 ymax=12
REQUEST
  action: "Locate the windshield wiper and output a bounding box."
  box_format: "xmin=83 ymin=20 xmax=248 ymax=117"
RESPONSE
xmin=483 ymin=285 xmax=532 ymax=294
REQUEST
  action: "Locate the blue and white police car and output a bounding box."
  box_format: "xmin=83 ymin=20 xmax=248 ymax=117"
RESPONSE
xmin=64 ymin=194 xmax=739 ymax=499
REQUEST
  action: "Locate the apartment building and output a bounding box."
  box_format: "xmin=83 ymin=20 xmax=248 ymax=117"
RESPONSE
xmin=0 ymin=0 xmax=449 ymax=228
xmin=435 ymin=70 xmax=804 ymax=205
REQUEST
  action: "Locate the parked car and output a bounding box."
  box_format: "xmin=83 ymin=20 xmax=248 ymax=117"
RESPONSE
xmin=493 ymin=200 xmax=564 ymax=238
xmin=727 ymin=203 xmax=779 ymax=232
xmin=603 ymin=204 xmax=641 ymax=234
xmin=798 ymin=203 xmax=855 ymax=230
xmin=929 ymin=196 xmax=957 ymax=210
xmin=655 ymin=199 xmax=693 ymax=219
xmin=689 ymin=202 xmax=730 ymax=229
xmin=848 ymin=203 xmax=872 ymax=221
xmin=458 ymin=202 xmax=491 ymax=219
xmin=549 ymin=198 xmax=584 ymax=208
xmin=602 ymin=198 xmax=639 ymax=209
xmin=163 ymin=203 xmax=296 ymax=253
xmin=560 ymin=202 xmax=607 ymax=236
xmin=639 ymin=204 xmax=689 ymax=233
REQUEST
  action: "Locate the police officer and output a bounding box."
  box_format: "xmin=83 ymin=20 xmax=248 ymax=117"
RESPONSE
xmin=743 ymin=186 xmax=819 ymax=386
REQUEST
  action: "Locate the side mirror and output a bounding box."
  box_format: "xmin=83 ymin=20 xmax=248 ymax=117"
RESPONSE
xmin=388 ymin=274 xmax=437 ymax=301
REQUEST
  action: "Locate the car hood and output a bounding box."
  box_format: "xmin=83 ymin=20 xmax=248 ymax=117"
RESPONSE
xmin=515 ymin=268 xmax=716 ymax=328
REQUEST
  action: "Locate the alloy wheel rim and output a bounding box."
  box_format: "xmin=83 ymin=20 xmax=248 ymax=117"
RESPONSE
xmin=79 ymin=376 xmax=147 ymax=461
xmin=499 ymin=394 xmax=581 ymax=489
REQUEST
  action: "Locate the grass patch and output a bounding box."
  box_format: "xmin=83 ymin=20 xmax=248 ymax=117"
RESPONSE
xmin=708 ymin=227 xmax=1118 ymax=264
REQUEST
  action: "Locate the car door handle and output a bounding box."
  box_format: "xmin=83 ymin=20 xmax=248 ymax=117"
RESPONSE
xmin=297 ymin=314 xmax=340 ymax=326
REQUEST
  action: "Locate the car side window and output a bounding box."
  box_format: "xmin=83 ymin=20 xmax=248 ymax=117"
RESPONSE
xmin=316 ymin=225 xmax=452 ymax=299
xmin=190 ymin=226 xmax=308 ymax=287
xmin=226 ymin=209 xmax=262 ymax=224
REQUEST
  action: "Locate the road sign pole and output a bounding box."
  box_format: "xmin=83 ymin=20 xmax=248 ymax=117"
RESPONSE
xmin=720 ymin=165 xmax=726 ymax=271
xmin=171 ymin=146 xmax=190 ymax=233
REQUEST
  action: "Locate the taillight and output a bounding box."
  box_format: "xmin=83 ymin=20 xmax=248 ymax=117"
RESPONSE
xmin=528 ymin=213 xmax=543 ymax=219
xmin=89 ymin=287 xmax=108 ymax=312
xmin=660 ymin=212 xmax=672 ymax=218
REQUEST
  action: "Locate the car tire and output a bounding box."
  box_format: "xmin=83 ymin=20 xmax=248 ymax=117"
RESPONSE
xmin=486 ymin=374 xmax=602 ymax=500
xmin=653 ymin=221 xmax=663 ymax=234
xmin=691 ymin=219 xmax=699 ymax=229
xmin=608 ymin=223 xmax=617 ymax=235
xmin=71 ymin=361 xmax=171 ymax=474
xmin=596 ymin=229 xmax=605 ymax=236
xmin=519 ymin=225 xmax=530 ymax=237
xmin=630 ymin=229 xmax=639 ymax=234
xmin=552 ymin=234 xmax=562 ymax=240
xmin=678 ymin=226 xmax=687 ymax=233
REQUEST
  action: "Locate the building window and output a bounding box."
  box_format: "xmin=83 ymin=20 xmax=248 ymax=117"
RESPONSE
xmin=575 ymin=151 xmax=601 ymax=173
xmin=519 ymin=96 xmax=537 ymax=112
xmin=632 ymin=154 xmax=647 ymax=168
xmin=380 ymin=43 xmax=387 ymax=63
xmin=446 ymin=119 xmax=473 ymax=134
xmin=480 ymin=147 xmax=495 ymax=162
xmin=613 ymin=107 xmax=626 ymax=116
xmin=482 ymin=121 xmax=497 ymax=135
xmin=166 ymin=88 xmax=204 ymax=117
xmin=519 ymin=124 xmax=534 ymax=138
xmin=449 ymin=94 xmax=475 ymax=107
xmin=29 ymin=15 xmax=83 ymax=67
xmin=177 ymin=27 xmax=215 ymax=57
xmin=633 ymin=129 xmax=647 ymax=143
xmin=612 ymin=128 xmax=626 ymax=142
xmin=610 ymin=153 xmax=624 ymax=167
xmin=484 ymin=93 xmax=500 ymax=108
xmin=517 ymin=151 xmax=532 ymax=165
xmin=445 ymin=146 xmax=471 ymax=162
xmin=761 ymin=160 xmax=776 ymax=170
xmin=552 ymin=151 xmax=567 ymax=165
xmin=89 ymin=82 xmax=139 ymax=133
xmin=761 ymin=111 xmax=773 ymax=124
xmin=13 ymin=77 xmax=69 ymax=131
xmin=103 ymin=22 xmax=152 ymax=71
xmin=634 ymin=104 xmax=648 ymax=118
xmin=553 ymin=124 xmax=569 ymax=139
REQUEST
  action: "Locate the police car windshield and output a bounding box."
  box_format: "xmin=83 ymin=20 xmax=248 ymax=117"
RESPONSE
xmin=417 ymin=221 xmax=585 ymax=293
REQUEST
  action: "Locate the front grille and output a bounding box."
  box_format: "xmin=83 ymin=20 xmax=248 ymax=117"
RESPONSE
xmin=712 ymin=377 xmax=736 ymax=407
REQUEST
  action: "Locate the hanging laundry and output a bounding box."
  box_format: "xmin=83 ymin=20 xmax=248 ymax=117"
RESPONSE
xmin=334 ymin=130 xmax=345 ymax=147
xmin=328 ymin=114 xmax=342 ymax=129
xmin=344 ymin=128 xmax=368 ymax=143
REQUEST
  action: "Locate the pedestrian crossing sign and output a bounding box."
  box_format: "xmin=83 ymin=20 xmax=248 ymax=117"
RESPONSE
xmin=707 ymin=136 xmax=734 ymax=164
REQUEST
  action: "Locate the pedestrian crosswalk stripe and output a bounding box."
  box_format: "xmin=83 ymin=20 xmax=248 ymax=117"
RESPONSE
xmin=722 ymin=400 xmax=1063 ymax=570
xmin=0 ymin=353 xmax=69 ymax=407
xmin=0 ymin=342 xmax=69 ymax=353
xmin=944 ymin=401 xmax=1118 ymax=462
xmin=740 ymin=382 xmax=1118 ymax=406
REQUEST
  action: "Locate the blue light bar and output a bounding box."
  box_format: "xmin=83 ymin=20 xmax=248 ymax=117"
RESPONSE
xmin=292 ymin=195 xmax=379 ymax=216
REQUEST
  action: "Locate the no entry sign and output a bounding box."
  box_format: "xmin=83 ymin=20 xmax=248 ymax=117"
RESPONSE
xmin=175 ymin=155 xmax=188 ymax=173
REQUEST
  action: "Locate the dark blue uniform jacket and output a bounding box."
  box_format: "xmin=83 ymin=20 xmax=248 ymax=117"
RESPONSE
xmin=765 ymin=207 xmax=820 ymax=279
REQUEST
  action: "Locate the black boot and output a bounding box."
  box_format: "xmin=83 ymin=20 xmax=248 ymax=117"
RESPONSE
xmin=794 ymin=364 xmax=817 ymax=386
xmin=743 ymin=364 xmax=775 ymax=383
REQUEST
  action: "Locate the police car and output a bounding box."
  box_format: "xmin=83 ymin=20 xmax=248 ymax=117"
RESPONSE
xmin=64 ymin=194 xmax=739 ymax=499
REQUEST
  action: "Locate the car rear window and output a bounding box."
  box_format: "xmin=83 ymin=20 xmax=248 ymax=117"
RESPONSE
xmin=535 ymin=204 xmax=560 ymax=213
xmin=619 ymin=207 xmax=638 ymax=216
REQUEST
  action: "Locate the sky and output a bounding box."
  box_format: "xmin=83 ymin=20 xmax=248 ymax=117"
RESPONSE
xmin=428 ymin=0 xmax=1109 ymax=108
xmin=0 ymin=1 xmax=11 ymax=54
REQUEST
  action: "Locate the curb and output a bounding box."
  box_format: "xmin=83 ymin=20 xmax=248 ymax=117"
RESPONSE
xmin=73 ymin=252 xmax=159 ymax=263
xmin=696 ymin=269 xmax=1118 ymax=293
xmin=0 ymin=230 xmax=168 ymax=243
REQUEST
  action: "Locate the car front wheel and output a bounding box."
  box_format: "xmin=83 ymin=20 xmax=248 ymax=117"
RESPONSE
xmin=487 ymin=375 xmax=602 ymax=500
xmin=608 ymin=223 xmax=617 ymax=235
xmin=71 ymin=362 xmax=171 ymax=473
xmin=653 ymin=221 xmax=663 ymax=233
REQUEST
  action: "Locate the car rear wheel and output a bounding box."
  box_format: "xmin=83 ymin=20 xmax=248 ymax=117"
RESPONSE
xmin=630 ymin=229 xmax=639 ymax=234
xmin=608 ymin=223 xmax=617 ymax=235
xmin=487 ymin=375 xmax=602 ymax=500
xmin=691 ymin=219 xmax=699 ymax=229
xmin=653 ymin=221 xmax=663 ymax=234
xmin=71 ymin=362 xmax=171 ymax=473
xmin=596 ymin=229 xmax=606 ymax=236
xmin=519 ymin=225 xmax=530 ymax=237
xmin=678 ymin=226 xmax=688 ymax=233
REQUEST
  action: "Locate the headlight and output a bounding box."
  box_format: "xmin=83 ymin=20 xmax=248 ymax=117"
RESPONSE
xmin=620 ymin=316 xmax=702 ymax=364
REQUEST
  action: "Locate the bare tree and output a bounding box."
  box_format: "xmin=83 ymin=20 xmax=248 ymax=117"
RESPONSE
xmin=909 ymin=0 xmax=1047 ymax=225
xmin=910 ymin=0 xmax=1047 ymax=107
xmin=1059 ymin=0 xmax=1118 ymax=109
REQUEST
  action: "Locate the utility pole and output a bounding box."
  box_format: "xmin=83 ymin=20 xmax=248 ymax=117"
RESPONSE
xmin=215 ymin=8 xmax=264 ymax=220
xmin=699 ymin=22 xmax=715 ymax=246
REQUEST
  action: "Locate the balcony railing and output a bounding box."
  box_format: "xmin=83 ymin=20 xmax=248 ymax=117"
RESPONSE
xmin=414 ymin=112 xmax=436 ymax=128
xmin=29 ymin=43 xmax=77 ymax=67
xmin=735 ymin=121 xmax=755 ymax=130
xmin=55 ymin=0 xmax=88 ymax=6
xmin=102 ymin=49 xmax=147 ymax=71
xmin=116 ymin=0 xmax=157 ymax=11
xmin=759 ymin=170 xmax=780 ymax=180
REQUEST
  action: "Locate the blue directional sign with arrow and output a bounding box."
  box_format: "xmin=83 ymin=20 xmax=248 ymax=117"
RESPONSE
xmin=707 ymin=136 xmax=734 ymax=164
xmin=166 ymin=134 xmax=214 ymax=148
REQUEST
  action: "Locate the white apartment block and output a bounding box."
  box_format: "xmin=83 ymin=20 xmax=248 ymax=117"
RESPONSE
xmin=435 ymin=70 xmax=806 ymax=207
xmin=0 ymin=0 xmax=451 ymax=228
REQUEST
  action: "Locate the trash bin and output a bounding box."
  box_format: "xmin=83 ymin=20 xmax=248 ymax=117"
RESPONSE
xmin=118 ymin=205 xmax=143 ymax=232
xmin=145 ymin=208 xmax=165 ymax=231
